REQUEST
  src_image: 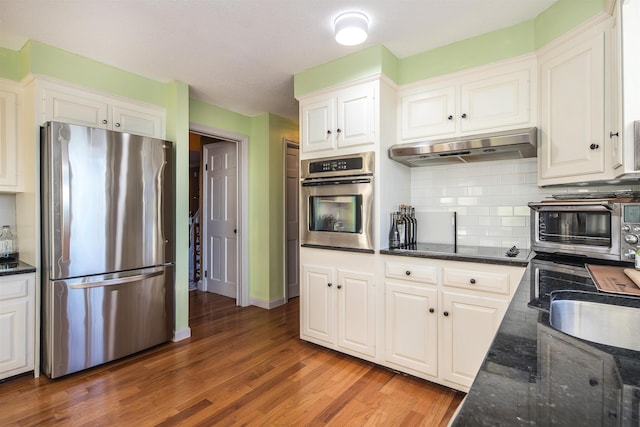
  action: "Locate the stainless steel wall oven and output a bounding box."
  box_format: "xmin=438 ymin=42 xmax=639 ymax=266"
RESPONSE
xmin=301 ymin=152 xmax=374 ymax=253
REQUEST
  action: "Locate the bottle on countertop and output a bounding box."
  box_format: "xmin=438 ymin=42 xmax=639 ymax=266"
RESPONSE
xmin=389 ymin=212 xmax=400 ymax=249
xmin=396 ymin=209 xmax=406 ymax=248
xmin=410 ymin=206 xmax=417 ymax=247
xmin=0 ymin=225 xmax=18 ymax=262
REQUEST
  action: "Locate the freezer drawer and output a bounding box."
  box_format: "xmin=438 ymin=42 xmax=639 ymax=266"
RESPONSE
xmin=41 ymin=265 xmax=174 ymax=379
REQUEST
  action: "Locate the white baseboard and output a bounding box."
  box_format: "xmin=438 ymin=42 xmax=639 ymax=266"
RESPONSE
xmin=173 ymin=327 xmax=191 ymax=342
xmin=249 ymin=296 xmax=286 ymax=309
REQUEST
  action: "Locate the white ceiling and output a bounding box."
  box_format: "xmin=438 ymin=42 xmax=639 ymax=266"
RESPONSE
xmin=0 ymin=0 xmax=557 ymax=122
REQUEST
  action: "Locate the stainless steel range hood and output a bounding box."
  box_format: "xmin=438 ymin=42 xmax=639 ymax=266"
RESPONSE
xmin=388 ymin=127 xmax=537 ymax=167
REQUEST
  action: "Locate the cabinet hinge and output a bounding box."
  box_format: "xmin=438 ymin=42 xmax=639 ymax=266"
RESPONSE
xmin=205 ymin=163 xmax=208 ymax=171
xmin=204 ymin=270 xmax=208 ymax=278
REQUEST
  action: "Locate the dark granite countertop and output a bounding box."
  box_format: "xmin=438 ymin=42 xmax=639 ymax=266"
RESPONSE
xmin=0 ymin=261 xmax=36 ymax=276
xmin=380 ymin=243 xmax=532 ymax=267
xmin=452 ymin=255 xmax=640 ymax=426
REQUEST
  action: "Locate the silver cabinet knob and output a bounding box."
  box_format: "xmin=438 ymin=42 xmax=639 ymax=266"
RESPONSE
xmin=115 ymin=123 xmax=121 ymax=128
xmin=337 ymin=284 xmax=342 ymax=289
xmin=102 ymin=119 xmax=108 ymax=125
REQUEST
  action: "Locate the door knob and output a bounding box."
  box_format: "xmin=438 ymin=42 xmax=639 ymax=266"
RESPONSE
xmin=443 ymin=311 xmax=449 ymax=317
xmin=233 ymin=229 xmax=237 ymax=234
xmin=590 ymin=143 xmax=599 ymax=150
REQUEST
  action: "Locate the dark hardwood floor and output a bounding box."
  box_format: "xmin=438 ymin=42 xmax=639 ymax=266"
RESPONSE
xmin=0 ymin=291 xmax=465 ymax=426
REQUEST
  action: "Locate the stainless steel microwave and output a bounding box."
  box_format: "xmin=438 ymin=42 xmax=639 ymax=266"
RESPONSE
xmin=529 ymin=200 xmax=640 ymax=262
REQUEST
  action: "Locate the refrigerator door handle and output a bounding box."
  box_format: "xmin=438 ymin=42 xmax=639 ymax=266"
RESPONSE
xmin=60 ymin=134 xmax=71 ymax=264
xmin=69 ymin=269 xmax=164 ymax=289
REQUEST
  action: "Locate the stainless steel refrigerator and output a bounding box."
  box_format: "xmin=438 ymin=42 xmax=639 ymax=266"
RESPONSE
xmin=40 ymin=121 xmax=175 ymax=379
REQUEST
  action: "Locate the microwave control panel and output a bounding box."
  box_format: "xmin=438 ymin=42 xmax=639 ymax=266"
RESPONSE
xmin=621 ymin=203 xmax=640 ymax=259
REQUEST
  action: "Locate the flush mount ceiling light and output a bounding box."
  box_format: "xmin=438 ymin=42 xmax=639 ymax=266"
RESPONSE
xmin=334 ymin=12 xmax=369 ymax=46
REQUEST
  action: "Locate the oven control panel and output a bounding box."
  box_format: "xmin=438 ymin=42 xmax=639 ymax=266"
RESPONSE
xmin=301 ymin=151 xmax=375 ymax=179
xmin=309 ymin=157 xmax=361 ymax=173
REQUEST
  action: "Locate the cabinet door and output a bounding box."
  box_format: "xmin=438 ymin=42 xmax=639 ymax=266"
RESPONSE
xmin=0 ymin=88 xmax=18 ymax=189
xmin=112 ymin=102 xmax=165 ymax=139
xmin=301 ymin=97 xmax=335 ymax=153
xmin=43 ymin=88 xmax=109 ymax=129
xmin=300 ymin=264 xmax=335 ymax=344
xmin=440 ymin=290 xmax=506 ymax=388
xmin=460 ymin=69 xmax=530 ymax=133
xmin=336 ymin=85 xmax=375 ymax=148
xmin=385 ymin=282 xmax=438 ymax=376
xmin=400 ymin=86 xmax=456 ymax=140
xmin=337 ymin=269 xmax=375 ymax=357
xmin=538 ymin=25 xmax=608 ymax=183
xmin=0 ymin=299 xmax=28 ymax=378
xmin=538 ymin=325 xmax=621 ymax=426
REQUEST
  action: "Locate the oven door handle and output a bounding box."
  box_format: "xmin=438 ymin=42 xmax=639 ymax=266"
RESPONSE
xmin=302 ymin=178 xmax=372 ymax=187
xmin=528 ymin=201 xmax=614 ymax=211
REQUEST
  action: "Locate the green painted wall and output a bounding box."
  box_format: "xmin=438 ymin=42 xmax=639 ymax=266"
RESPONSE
xmin=0 ymin=47 xmax=20 ymax=80
xmin=294 ymin=45 xmax=398 ymax=98
xmin=165 ymin=80 xmax=190 ymax=335
xmin=295 ymin=0 xmax=608 ymax=96
xmin=21 ymin=41 xmax=167 ymax=107
xmin=189 ymin=98 xmax=252 ymax=135
xmin=399 ymin=21 xmax=535 ymax=84
xmin=535 ymin=0 xmax=606 ymax=49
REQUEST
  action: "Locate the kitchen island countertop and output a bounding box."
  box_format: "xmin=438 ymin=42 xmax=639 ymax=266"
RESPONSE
xmin=451 ymin=256 xmax=640 ymax=426
xmin=380 ymin=243 xmax=532 ymax=267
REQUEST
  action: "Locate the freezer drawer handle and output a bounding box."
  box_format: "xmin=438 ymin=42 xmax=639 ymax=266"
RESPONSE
xmin=69 ymin=269 xmax=164 ymax=289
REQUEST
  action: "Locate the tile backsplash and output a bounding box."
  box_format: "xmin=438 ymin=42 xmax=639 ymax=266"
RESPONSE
xmin=410 ymin=158 xmax=640 ymax=249
xmin=0 ymin=195 xmax=16 ymax=228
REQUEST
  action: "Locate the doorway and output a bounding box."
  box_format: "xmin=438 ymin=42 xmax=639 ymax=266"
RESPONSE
xmin=189 ymin=125 xmax=249 ymax=307
xmin=284 ymin=139 xmax=299 ymax=300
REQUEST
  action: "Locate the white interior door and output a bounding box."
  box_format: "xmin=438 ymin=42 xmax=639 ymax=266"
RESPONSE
xmin=204 ymin=142 xmax=237 ymax=299
xmin=285 ymin=140 xmax=299 ymax=299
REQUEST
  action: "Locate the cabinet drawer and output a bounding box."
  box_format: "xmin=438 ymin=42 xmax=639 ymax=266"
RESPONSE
xmin=386 ymin=261 xmax=438 ymax=284
xmin=0 ymin=277 xmax=28 ymax=300
xmin=442 ymin=268 xmax=509 ymax=295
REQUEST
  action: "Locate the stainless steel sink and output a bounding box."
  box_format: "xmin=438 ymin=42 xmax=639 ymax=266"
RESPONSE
xmin=549 ymin=290 xmax=640 ymax=351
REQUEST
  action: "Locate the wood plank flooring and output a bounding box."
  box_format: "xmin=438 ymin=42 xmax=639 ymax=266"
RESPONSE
xmin=0 ymin=291 xmax=465 ymax=426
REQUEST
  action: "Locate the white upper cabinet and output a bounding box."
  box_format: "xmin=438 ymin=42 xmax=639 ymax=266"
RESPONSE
xmin=399 ymin=57 xmax=535 ymax=142
xmin=537 ymin=17 xmax=617 ymax=185
xmin=0 ymin=81 xmax=19 ymax=192
xmin=400 ymin=86 xmax=456 ymax=139
xmin=40 ymin=80 xmax=166 ymax=139
xmin=300 ymin=81 xmax=375 ymax=155
xmin=43 ymin=86 xmax=109 ymax=130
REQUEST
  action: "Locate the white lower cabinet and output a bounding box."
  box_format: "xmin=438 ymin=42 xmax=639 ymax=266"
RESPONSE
xmin=301 ymin=259 xmax=375 ymax=359
xmin=384 ymin=257 xmax=524 ymax=391
xmin=385 ymin=281 xmax=438 ymax=376
xmin=440 ymin=290 xmax=506 ymax=388
xmin=0 ymin=273 xmax=35 ymax=380
xmin=299 ymin=250 xmax=524 ymax=392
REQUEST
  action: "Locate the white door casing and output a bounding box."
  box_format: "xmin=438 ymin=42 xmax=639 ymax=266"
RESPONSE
xmin=204 ymin=142 xmax=238 ymax=299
